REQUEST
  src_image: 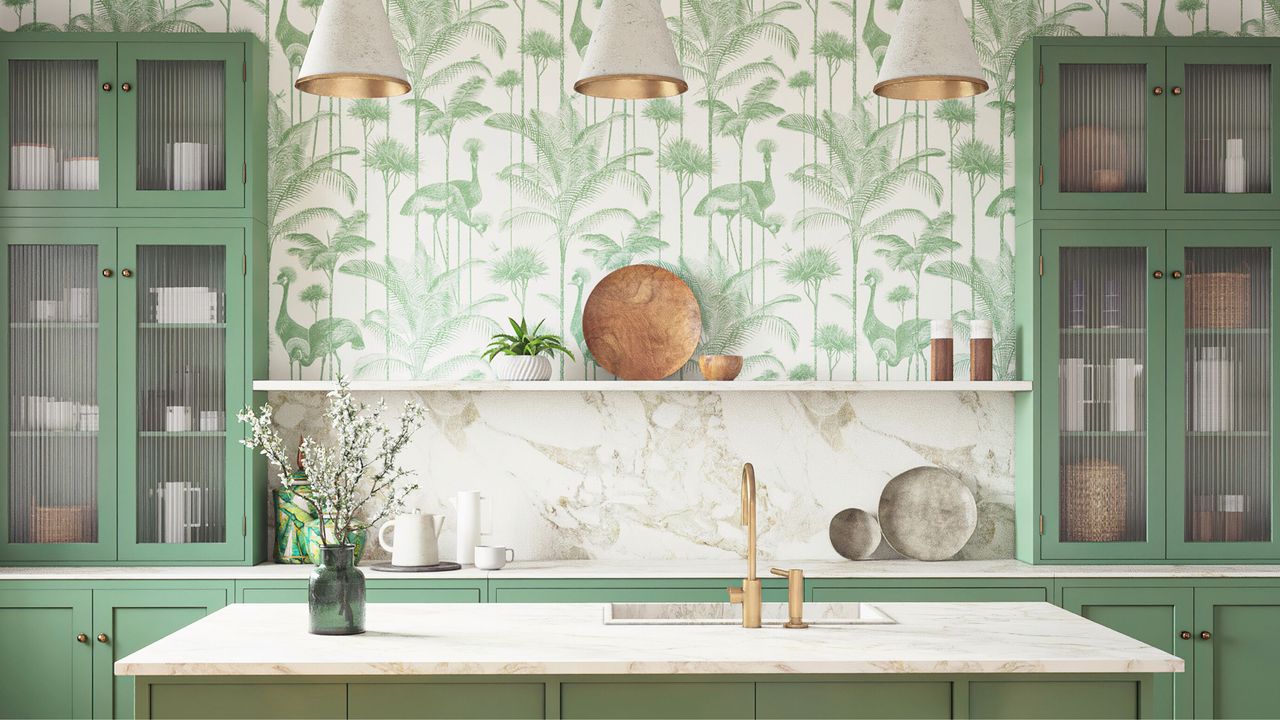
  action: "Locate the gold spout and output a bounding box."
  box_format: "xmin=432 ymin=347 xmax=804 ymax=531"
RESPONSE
xmin=731 ymin=462 xmax=762 ymax=628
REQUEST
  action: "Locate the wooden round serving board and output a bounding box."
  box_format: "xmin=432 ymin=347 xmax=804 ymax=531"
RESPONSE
xmin=582 ymin=265 xmax=702 ymax=380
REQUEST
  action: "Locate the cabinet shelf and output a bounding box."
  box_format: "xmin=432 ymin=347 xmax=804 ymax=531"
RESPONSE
xmin=1060 ymin=328 xmax=1145 ymax=335
xmin=1186 ymin=328 xmax=1269 ymax=336
xmin=9 ymin=430 xmax=97 ymax=437
xmin=1060 ymin=431 xmax=1147 ymax=438
xmin=137 ymin=323 xmax=226 ymax=329
xmin=9 ymin=322 xmax=98 ymax=329
xmin=1187 ymin=431 xmax=1270 ymax=438
xmin=137 ymin=430 xmax=225 ymax=438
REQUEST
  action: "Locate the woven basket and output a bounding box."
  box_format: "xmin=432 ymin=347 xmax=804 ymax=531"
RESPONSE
xmin=1186 ymin=271 xmax=1250 ymax=329
xmin=30 ymin=504 xmax=92 ymax=544
xmin=1062 ymin=459 xmax=1128 ymax=542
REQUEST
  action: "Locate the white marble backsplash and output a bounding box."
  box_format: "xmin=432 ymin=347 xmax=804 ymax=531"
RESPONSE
xmin=264 ymin=390 xmax=1016 ymax=562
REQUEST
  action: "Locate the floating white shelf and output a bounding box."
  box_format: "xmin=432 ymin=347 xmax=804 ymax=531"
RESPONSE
xmin=253 ymin=380 xmax=1033 ymax=393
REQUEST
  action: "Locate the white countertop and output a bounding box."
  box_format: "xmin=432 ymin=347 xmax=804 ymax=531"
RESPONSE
xmin=115 ymin=601 xmax=1182 ymax=676
xmin=6 ymin=558 xmax=1280 ymax=581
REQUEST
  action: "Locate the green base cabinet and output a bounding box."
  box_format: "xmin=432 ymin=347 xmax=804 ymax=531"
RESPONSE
xmin=236 ymin=579 xmax=487 ymax=604
xmin=131 ymin=675 xmax=1153 ymax=720
xmin=1193 ymin=588 xmax=1280 ymax=719
xmin=0 ymin=588 xmax=93 ymax=719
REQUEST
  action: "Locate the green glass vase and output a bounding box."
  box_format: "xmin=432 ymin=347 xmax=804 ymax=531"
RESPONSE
xmin=308 ymin=544 xmax=366 ymax=635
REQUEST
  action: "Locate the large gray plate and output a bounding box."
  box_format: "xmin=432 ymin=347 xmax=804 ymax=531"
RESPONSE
xmin=878 ymin=467 xmax=977 ymax=561
xmin=828 ymin=508 xmax=882 ymax=560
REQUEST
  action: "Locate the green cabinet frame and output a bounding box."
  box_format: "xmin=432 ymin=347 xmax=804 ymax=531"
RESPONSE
xmin=0 ymin=42 xmax=119 ymax=209
xmin=0 ymin=227 xmax=120 ymax=563
xmin=0 ymin=34 xmax=260 ymax=214
xmin=1192 ymin=587 xmax=1280 ymax=719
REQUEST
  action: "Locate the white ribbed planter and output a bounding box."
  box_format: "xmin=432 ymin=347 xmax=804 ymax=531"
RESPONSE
xmin=491 ymin=355 xmax=553 ymax=381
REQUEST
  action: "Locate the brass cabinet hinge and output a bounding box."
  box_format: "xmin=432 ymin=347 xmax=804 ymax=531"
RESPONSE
xmin=242 ymin=161 xmax=247 ymax=183
xmin=242 ymin=254 xmax=247 ymax=276
xmin=241 ymin=516 xmax=247 ymax=536
xmin=1038 ymin=255 xmax=1044 ymax=277
xmin=1039 ymin=515 xmax=1045 ymax=535
xmin=1038 ymin=164 xmax=1044 ymax=186
xmin=242 ymin=61 xmax=246 ymax=83
xmin=1039 ymin=64 xmax=1044 ymax=86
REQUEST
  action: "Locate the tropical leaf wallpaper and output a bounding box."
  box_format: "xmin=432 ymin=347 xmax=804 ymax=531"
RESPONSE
xmin=6 ymin=0 xmax=1276 ymax=381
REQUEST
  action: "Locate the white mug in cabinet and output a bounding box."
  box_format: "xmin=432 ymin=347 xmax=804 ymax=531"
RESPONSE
xmin=165 ymin=406 xmax=194 ymax=432
xmin=11 ymin=143 xmax=58 ymax=190
xmin=1109 ymin=359 xmax=1143 ymax=432
xmin=378 ymin=510 xmax=446 ymax=566
xmin=454 ymin=491 xmax=491 ymax=565
xmin=28 ymin=299 xmax=59 ymax=322
xmin=61 ymin=156 xmax=99 ymax=191
xmin=157 ymin=481 xmax=204 ymax=543
xmin=474 ymin=545 xmax=515 ymax=571
xmin=168 ymin=142 xmax=208 ymax=190
xmin=1192 ymin=346 xmax=1235 ymax=432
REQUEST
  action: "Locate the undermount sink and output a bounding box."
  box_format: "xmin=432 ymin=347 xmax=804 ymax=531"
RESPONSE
xmin=603 ymin=602 xmax=897 ymax=626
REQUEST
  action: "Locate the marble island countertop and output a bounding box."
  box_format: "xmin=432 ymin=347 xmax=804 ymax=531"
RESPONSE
xmin=115 ymin=601 xmax=1183 ymax=677
xmin=6 ymin=558 xmax=1280 ymax=580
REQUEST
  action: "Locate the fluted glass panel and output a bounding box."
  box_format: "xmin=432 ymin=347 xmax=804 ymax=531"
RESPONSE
xmin=7 ymin=244 xmax=99 ymax=544
xmin=1183 ymin=247 xmax=1271 ymax=543
xmin=135 ymin=61 xmax=226 ymax=192
xmin=8 ymin=60 xmax=99 ymax=191
xmin=135 ymin=245 xmax=226 ymax=544
xmin=1059 ymin=64 xmax=1147 ymax=193
xmin=1058 ymin=246 xmax=1148 ymax=543
xmin=1184 ymin=64 xmax=1270 ymax=194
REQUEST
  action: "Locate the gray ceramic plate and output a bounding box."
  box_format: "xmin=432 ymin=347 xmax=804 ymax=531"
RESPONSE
xmin=828 ymin=508 xmax=882 ymax=560
xmin=878 ymin=467 xmax=977 ymax=561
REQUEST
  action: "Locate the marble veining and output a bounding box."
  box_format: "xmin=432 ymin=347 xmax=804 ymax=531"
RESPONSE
xmin=114 ymin=601 xmax=1184 ymax=676
xmin=265 ymin=389 xmax=1016 ymax=562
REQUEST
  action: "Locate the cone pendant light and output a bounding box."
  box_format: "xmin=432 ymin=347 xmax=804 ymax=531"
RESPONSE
xmin=296 ymin=0 xmax=411 ymax=98
xmin=873 ymin=0 xmax=988 ymax=100
xmin=574 ymin=0 xmax=688 ymax=99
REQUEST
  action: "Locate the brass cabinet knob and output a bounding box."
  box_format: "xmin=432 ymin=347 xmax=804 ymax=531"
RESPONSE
xmin=1152 ymin=270 xmax=1164 ymax=279
xmin=1171 ymin=270 xmax=1183 ymax=279
xmin=1172 ymin=86 xmax=1182 ymax=96
xmin=1153 ymin=86 xmax=1164 ymax=96
xmin=1180 ymin=631 xmax=1192 ymax=640
xmin=77 ymin=633 xmax=89 ymax=643
xmin=121 ymin=268 xmax=133 ymax=278
xmin=102 ymin=82 xmax=112 ymax=92
xmin=1200 ymin=631 xmax=1212 ymax=640
xmin=121 ymin=82 xmax=132 ymax=93
xmin=96 ymin=633 xmax=109 ymax=644
xmin=102 ymin=268 xmax=114 ymax=278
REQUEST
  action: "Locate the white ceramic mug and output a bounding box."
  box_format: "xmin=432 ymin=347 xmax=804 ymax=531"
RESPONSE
xmin=378 ymin=510 xmax=446 ymax=566
xmin=165 ymin=406 xmax=193 ymax=432
xmin=474 ymin=545 xmax=515 ymax=571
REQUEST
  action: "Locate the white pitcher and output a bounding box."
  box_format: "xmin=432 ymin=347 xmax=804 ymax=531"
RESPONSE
xmin=378 ymin=509 xmax=445 ymax=566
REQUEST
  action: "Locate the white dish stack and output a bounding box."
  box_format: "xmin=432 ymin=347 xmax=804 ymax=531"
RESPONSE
xmin=152 ymin=287 xmax=220 ymax=324
xmin=167 ymin=142 xmax=209 ymax=190
xmin=11 ymin=143 xmax=59 ymax=190
xmin=61 ymin=156 xmax=99 ymax=190
xmin=1191 ymin=346 xmax=1235 ymax=432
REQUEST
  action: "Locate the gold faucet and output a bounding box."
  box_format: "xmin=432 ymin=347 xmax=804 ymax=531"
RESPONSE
xmin=727 ymin=463 xmax=763 ymax=628
xmin=770 ymin=567 xmax=808 ymax=628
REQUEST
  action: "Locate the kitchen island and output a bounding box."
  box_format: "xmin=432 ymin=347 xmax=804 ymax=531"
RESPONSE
xmin=116 ymin=601 xmax=1180 ymax=719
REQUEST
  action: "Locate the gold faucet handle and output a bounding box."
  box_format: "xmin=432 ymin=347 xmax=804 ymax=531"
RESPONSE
xmin=727 ymin=587 xmax=744 ymax=604
xmin=769 ymin=567 xmax=799 ymax=579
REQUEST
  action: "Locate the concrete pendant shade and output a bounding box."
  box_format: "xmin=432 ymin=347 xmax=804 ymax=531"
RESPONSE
xmin=873 ymin=0 xmax=988 ymax=100
xmin=295 ymin=0 xmax=411 ymax=98
xmin=574 ymin=0 xmax=688 ymax=99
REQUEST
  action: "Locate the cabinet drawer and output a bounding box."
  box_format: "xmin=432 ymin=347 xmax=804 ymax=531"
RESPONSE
xmin=348 ymin=682 xmax=544 ymax=719
xmin=969 ymin=680 xmax=1140 ymax=719
xmin=560 ymin=681 xmax=752 ymax=720
xmin=811 ymin=586 xmax=1048 ymax=603
xmin=756 ymin=681 xmax=951 ymax=719
xmin=147 ymin=682 xmax=345 ymax=719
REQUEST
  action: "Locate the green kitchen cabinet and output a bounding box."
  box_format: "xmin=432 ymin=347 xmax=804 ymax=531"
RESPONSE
xmin=0 ymin=34 xmax=264 ymax=215
xmin=808 ymin=579 xmax=1051 ymax=603
xmin=347 ymin=682 xmax=546 ymax=719
xmin=0 ymin=588 xmax=93 ymax=719
xmin=489 ymin=578 xmax=789 ymax=604
xmin=1192 ymin=587 xmax=1280 ymax=719
xmin=236 ymin=579 xmax=486 ymax=604
xmin=1 ymin=222 xmax=264 ymax=565
xmin=1060 ymin=586 xmax=1194 ymax=719
xmin=1032 ymin=38 xmax=1280 ymax=213
xmin=754 ymin=681 xmax=952 ymax=719
xmin=558 ymin=681 xmax=755 ymax=720
xmin=91 ymin=587 xmax=228 ymax=720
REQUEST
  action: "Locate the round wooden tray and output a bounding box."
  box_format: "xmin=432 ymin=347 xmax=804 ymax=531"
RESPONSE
xmin=582 ymin=265 xmax=701 ymax=380
xmin=368 ymin=561 xmax=462 ymax=573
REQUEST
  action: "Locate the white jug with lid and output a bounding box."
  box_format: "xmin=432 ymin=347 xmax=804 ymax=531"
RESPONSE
xmin=378 ymin=509 xmax=445 ymax=566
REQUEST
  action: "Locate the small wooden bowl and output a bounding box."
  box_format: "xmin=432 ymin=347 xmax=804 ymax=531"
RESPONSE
xmin=698 ymin=355 xmax=743 ymax=381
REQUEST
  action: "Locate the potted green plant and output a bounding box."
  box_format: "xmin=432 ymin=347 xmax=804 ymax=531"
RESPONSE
xmin=239 ymin=378 xmax=425 ymax=635
xmin=483 ymin=317 xmax=575 ymax=381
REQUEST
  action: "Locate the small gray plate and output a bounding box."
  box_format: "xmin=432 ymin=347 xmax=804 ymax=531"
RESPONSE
xmin=878 ymin=467 xmax=977 ymax=561
xmin=829 ymin=508 xmax=882 ymax=560
xmin=368 ymin=561 xmax=463 ymax=573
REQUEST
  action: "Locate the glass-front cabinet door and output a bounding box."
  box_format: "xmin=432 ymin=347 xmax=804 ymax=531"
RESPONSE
xmin=117 ymin=228 xmax=243 ymax=561
xmin=1041 ymin=230 xmax=1168 ymax=560
xmin=1167 ymin=49 xmax=1280 ymax=210
xmin=0 ymin=43 xmax=118 ymax=208
xmin=1166 ymin=232 xmax=1279 ymax=559
xmin=0 ymin=228 xmax=118 ymax=562
xmin=116 ymin=43 xmax=245 ymax=209
xmin=1041 ymin=47 xmax=1167 ymax=211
